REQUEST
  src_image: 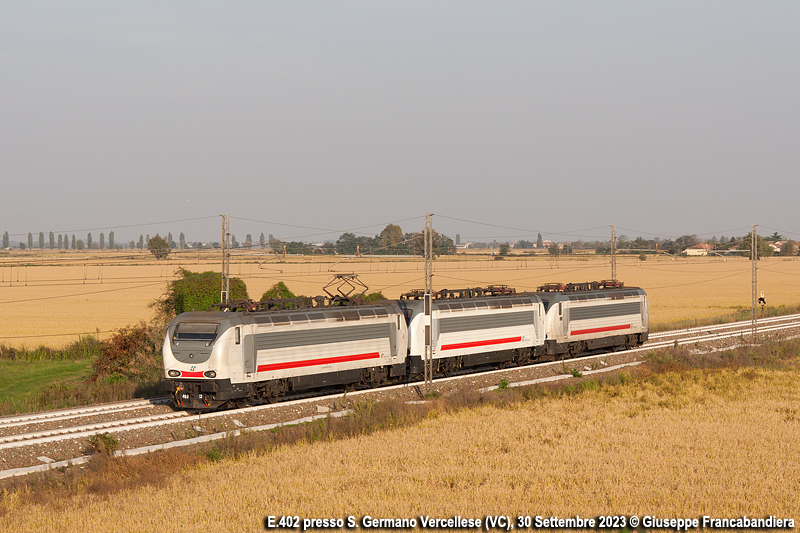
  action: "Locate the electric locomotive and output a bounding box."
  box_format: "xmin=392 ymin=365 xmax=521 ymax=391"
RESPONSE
xmin=163 ymin=281 xmax=648 ymax=410
xmin=164 ymin=301 xmax=407 ymax=409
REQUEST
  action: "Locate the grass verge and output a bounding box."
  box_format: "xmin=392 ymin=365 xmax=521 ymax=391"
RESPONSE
xmin=0 ymin=325 xmax=170 ymax=416
xmin=0 ymin=359 xmax=93 ymax=413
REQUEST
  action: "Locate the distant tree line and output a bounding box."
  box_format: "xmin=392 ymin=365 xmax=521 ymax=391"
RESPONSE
xmin=4 ymin=226 xmax=794 ymax=258
xmin=453 ymin=231 xmax=798 ymax=258
xmin=0 ymin=224 xmax=458 ymax=257
xmin=265 ymin=224 xmax=456 ymax=256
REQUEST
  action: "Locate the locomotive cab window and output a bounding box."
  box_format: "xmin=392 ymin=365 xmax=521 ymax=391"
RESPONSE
xmin=173 ymin=322 xmax=220 ymax=346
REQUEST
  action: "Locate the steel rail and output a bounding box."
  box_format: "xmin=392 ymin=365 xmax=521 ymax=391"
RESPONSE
xmin=0 ymin=411 xmax=190 ymax=448
xmin=649 ymin=313 xmax=800 ymax=339
xmin=0 ymin=397 xmax=170 ymax=428
xmin=645 ymin=322 xmax=800 ymax=351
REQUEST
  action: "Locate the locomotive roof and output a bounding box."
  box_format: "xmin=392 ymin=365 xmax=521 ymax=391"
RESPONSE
xmin=433 ymin=294 xmax=542 ymax=311
xmin=172 ymin=302 xmax=400 ymax=327
xmin=535 ymin=287 xmax=646 ymax=302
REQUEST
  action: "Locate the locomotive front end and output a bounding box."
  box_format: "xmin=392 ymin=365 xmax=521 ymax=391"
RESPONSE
xmin=163 ymin=312 xmax=238 ymax=409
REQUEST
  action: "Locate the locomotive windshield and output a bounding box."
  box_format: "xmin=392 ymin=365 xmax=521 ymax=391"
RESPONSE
xmin=173 ymin=322 xmax=219 ymax=344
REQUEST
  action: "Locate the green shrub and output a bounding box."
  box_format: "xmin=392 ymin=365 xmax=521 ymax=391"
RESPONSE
xmin=359 ymin=291 xmax=386 ymax=303
xmin=152 ymin=268 xmax=249 ymax=321
xmin=88 ymin=432 xmax=119 ymax=455
xmin=92 ymin=323 xmax=162 ymax=382
xmin=260 ymin=281 xmax=296 ymax=300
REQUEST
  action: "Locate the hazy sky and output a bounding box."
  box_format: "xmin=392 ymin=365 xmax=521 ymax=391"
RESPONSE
xmin=2 ymin=1 xmax=798 ymax=245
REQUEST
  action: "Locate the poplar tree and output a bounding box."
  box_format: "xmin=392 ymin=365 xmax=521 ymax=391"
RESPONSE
xmin=108 ymin=231 xmax=115 ymax=249
xmin=2 ymin=231 xmax=8 ymax=249
xmin=87 ymin=233 xmax=93 ymax=249
xmin=99 ymin=233 xmax=105 ymax=250
xmin=39 ymin=232 xmax=44 ymax=249
xmin=49 ymin=231 xmax=55 ymax=249
xmin=28 ymin=233 xmax=33 ymax=249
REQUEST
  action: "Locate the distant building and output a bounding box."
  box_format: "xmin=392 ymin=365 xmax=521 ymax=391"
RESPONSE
xmin=683 ymin=243 xmax=714 ymax=256
xmin=768 ymin=241 xmax=786 ymax=254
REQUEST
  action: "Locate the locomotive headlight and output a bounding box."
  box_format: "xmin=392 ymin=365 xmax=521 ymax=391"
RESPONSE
xmin=168 ymin=370 xmax=180 ymax=378
xmin=203 ymin=370 xmax=217 ymax=378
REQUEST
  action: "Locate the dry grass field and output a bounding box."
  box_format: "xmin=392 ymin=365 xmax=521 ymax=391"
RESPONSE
xmin=2 ymin=364 xmax=798 ymax=531
xmin=1 ymin=250 xmax=800 ymax=348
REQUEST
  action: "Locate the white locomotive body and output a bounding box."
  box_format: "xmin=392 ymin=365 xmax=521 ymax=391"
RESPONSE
xmin=164 ymin=303 xmax=407 ymax=409
xmin=538 ymin=287 xmax=648 ymax=356
xmin=163 ymin=283 xmax=648 ymax=409
xmin=399 ymin=295 xmax=546 ymax=374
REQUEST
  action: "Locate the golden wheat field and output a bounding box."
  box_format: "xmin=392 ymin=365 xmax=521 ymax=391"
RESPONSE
xmin=2 ymin=366 xmax=798 ymax=531
xmin=1 ymin=250 xmax=799 ymax=348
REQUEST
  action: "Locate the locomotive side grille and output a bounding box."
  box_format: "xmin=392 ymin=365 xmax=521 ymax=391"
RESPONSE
xmin=253 ymin=307 xmax=391 ymax=325
xmin=439 ymin=310 xmax=534 ymax=334
xmin=570 ymin=301 xmax=641 ymax=321
xmin=254 ymin=323 xmax=391 ymax=351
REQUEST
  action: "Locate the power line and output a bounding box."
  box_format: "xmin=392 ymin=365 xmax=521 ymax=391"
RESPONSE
xmin=644 ymin=270 xmax=748 ymax=290
xmin=230 ymin=215 xmax=423 ymax=242
xmin=0 ymin=330 xmax=115 ymax=340
xmin=615 ymin=225 xmax=754 ymax=240
xmin=436 ymin=214 xmax=609 ymax=239
xmin=760 ymin=225 xmax=800 ymax=239
xmin=0 ymin=281 xmax=166 ymax=305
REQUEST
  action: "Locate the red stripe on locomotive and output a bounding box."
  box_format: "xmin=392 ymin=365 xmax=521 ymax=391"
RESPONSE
xmin=440 ymin=336 xmax=523 ymax=351
xmin=570 ymin=324 xmax=631 ymax=336
xmin=257 ymin=351 xmax=381 ymax=372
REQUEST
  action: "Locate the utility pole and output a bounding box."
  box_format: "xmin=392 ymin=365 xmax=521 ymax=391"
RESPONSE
xmin=751 ymin=224 xmax=758 ymax=340
xmin=610 ymin=225 xmax=617 ymax=282
xmin=221 ymin=214 xmax=230 ymax=304
xmin=424 ymin=213 xmax=434 ymax=393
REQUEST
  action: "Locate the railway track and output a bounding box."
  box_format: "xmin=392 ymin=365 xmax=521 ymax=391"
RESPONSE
xmin=2 ymin=314 xmax=799 ymax=479
xmin=648 ymin=313 xmax=800 ymax=340
xmin=0 ymin=398 xmax=170 ymax=430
